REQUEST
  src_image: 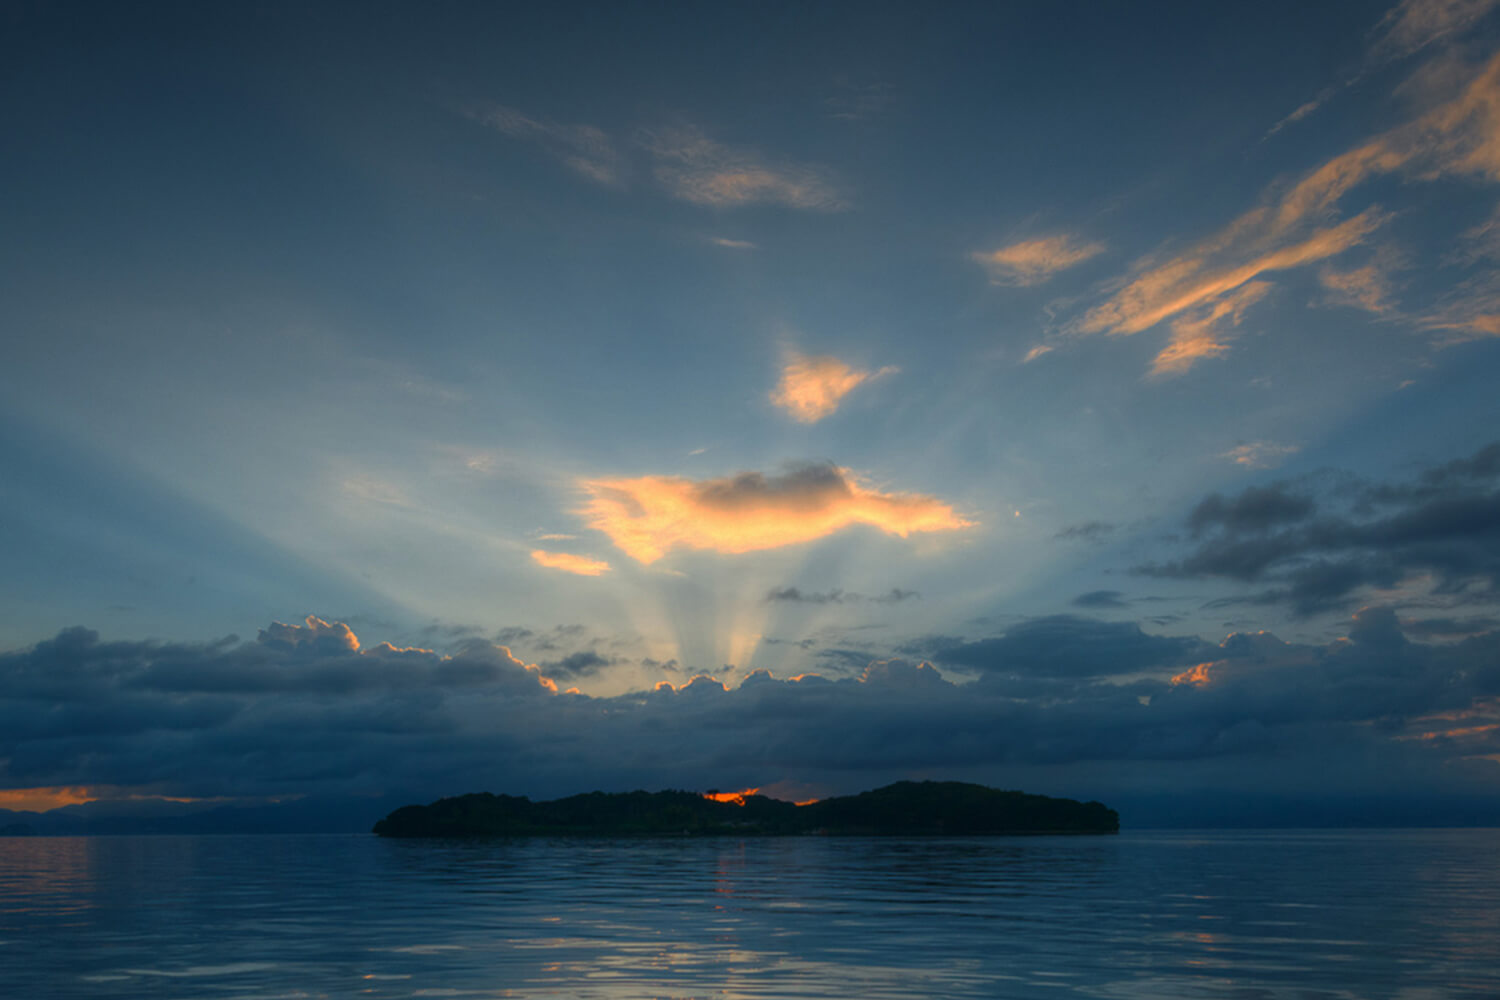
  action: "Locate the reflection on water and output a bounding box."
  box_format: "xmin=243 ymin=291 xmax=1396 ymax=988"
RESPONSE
xmin=1 ymin=830 xmax=1498 ymax=998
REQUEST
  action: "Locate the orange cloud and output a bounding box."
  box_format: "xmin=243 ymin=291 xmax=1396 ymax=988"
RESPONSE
xmin=1087 ymin=211 xmax=1384 ymax=338
xmin=580 ymin=464 xmax=974 ymax=564
xmin=1150 ymin=281 xmax=1273 ymax=377
xmin=972 ymin=234 xmax=1105 ymax=286
xmin=1170 ymin=662 xmax=1215 ymax=687
xmin=1320 ymin=262 xmax=1397 ymax=313
xmin=770 ymin=352 xmax=896 ymax=423
xmin=530 ymin=550 xmax=611 ymax=576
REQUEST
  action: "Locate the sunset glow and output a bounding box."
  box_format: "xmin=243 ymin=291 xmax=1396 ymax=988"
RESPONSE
xmin=581 ymin=466 xmax=973 ymax=564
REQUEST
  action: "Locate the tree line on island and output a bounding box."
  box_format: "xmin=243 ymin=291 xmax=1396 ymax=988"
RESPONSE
xmin=372 ymin=780 xmax=1119 ymax=837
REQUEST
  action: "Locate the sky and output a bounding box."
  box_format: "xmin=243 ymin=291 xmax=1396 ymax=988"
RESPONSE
xmin=2 ymin=0 xmax=1500 ymax=823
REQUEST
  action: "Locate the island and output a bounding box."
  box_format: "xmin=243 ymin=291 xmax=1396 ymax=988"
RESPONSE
xmin=372 ymin=780 xmax=1118 ymax=837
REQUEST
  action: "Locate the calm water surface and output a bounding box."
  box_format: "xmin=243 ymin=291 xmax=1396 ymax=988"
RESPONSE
xmin=1 ymin=830 xmax=1497 ymax=999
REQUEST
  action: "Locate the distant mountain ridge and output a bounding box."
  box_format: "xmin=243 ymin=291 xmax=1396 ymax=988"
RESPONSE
xmin=372 ymin=780 xmax=1120 ymax=837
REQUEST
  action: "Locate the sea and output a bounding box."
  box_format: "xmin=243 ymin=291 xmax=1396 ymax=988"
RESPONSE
xmin=2 ymin=830 xmax=1497 ymax=999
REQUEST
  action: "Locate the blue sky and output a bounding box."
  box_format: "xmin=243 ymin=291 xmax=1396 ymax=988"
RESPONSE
xmin=3 ymin=0 xmax=1500 ymax=819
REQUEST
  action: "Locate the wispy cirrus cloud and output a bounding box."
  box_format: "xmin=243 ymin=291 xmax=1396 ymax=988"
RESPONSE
xmin=1370 ymin=0 xmax=1500 ymax=62
xmin=467 ymin=104 xmax=623 ymax=185
xmin=1150 ymin=281 xmax=1273 ymax=377
xmin=770 ymin=352 xmax=897 ymax=423
xmin=1268 ymin=0 xmax=1500 ymax=136
xmin=531 ymin=550 xmax=611 ymax=576
xmin=1320 ymin=260 xmax=1399 ymax=313
xmin=641 ymin=125 xmax=847 ymax=210
xmin=580 ymin=463 xmax=973 ymax=564
xmin=972 ymin=234 xmax=1105 ymax=286
xmin=1078 ymin=50 xmax=1500 ymax=371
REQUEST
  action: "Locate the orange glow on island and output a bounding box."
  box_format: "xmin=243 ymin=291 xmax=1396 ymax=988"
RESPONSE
xmin=703 ymin=787 xmax=760 ymax=806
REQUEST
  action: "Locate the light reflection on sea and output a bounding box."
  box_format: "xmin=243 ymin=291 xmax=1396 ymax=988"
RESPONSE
xmin=1 ymin=830 xmax=1497 ymax=998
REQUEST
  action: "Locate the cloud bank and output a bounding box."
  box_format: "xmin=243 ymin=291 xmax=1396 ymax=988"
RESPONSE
xmin=2 ymin=610 xmax=1497 ymax=811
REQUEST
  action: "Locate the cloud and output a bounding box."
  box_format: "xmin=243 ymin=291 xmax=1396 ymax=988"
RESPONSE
xmin=709 ymin=237 xmax=757 ymax=249
xmin=1084 ymin=211 xmax=1385 ymax=339
xmin=1320 ymin=261 xmax=1398 ymax=313
xmin=1150 ymin=280 xmax=1274 ymax=377
xmin=1267 ymin=0 xmax=1499 ymax=136
xmin=531 ymin=550 xmax=611 ymax=576
xmin=1188 ymin=484 xmax=1317 ymax=537
xmin=1078 ymin=51 xmax=1500 ymax=369
xmin=1020 ymin=344 xmax=1054 ymax=363
xmin=1265 ymin=96 xmax=1328 ymax=138
xmin=642 ymin=126 xmax=846 ymax=210
xmin=1053 ymin=520 xmax=1116 ymax=542
xmin=1072 ymin=590 xmax=1129 ymax=609
xmin=769 ymin=352 xmax=897 ymax=423
xmin=468 ymin=104 xmax=622 ymax=185
xmin=581 ymin=464 xmax=973 ymax=564
xmin=3 ymin=610 xmax=1500 ymax=809
xmin=972 ymin=235 xmax=1105 ymax=286
xmin=1418 ymin=268 xmax=1500 ymax=343
xmin=908 ymin=616 xmax=1209 ymax=680
xmin=1139 ymin=442 xmax=1500 ymax=615
xmin=765 ymin=586 xmax=920 ymax=604
xmin=1220 ymin=442 xmax=1302 ymax=469
xmin=540 ymin=650 xmax=615 ymax=679
xmin=1370 ymin=0 xmax=1500 ymax=62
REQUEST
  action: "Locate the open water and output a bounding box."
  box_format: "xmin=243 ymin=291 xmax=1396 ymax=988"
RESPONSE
xmin=1 ymin=830 xmax=1497 ymax=999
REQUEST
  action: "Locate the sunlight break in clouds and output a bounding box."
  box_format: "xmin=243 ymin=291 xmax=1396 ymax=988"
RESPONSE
xmin=770 ymin=352 xmax=897 ymax=423
xmin=580 ymin=464 xmax=974 ymax=564
xmin=531 ymin=550 xmax=612 ymax=576
xmin=972 ymin=234 xmax=1105 ymax=286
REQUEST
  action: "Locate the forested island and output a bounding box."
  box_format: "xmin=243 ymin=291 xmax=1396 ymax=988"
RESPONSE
xmin=372 ymin=780 xmax=1119 ymax=837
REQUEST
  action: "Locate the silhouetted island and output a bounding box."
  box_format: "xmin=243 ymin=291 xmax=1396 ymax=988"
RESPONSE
xmin=372 ymin=781 xmax=1118 ymax=837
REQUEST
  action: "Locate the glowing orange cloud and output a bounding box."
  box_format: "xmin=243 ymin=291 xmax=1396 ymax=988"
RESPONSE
xmin=1150 ymin=281 xmax=1273 ymax=377
xmin=770 ymin=352 xmax=897 ymax=423
xmin=580 ymin=464 xmax=974 ymax=564
xmin=530 ymin=550 xmax=611 ymax=576
xmin=703 ymin=788 xmax=760 ymax=806
xmin=1171 ymin=662 xmax=1215 ymax=687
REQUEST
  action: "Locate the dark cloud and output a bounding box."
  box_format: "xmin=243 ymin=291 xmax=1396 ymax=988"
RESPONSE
xmin=1399 ymin=615 xmax=1500 ymax=639
xmin=1054 ymin=521 xmax=1116 ymax=542
xmin=1072 ymin=590 xmax=1128 ymax=609
xmin=541 ymin=650 xmax=615 ymax=679
xmin=766 ymin=586 xmax=920 ymax=604
xmin=906 ymin=615 xmax=1208 ymax=679
xmin=1187 ymin=484 xmax=1315 ymax=537
xmin=1140 ymin=441 xmax=1500 ymax=615
xmin=3 ymin=610 xmax=1499 ymax=808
